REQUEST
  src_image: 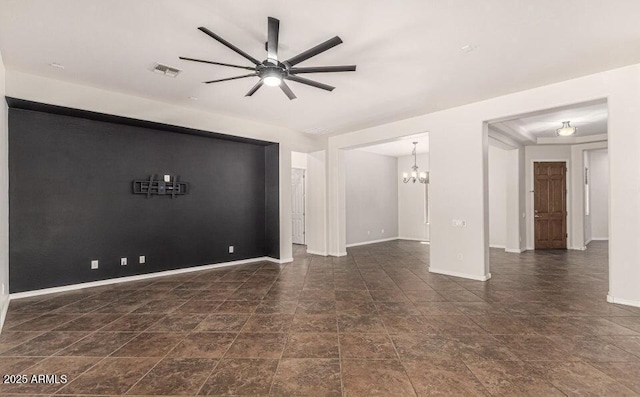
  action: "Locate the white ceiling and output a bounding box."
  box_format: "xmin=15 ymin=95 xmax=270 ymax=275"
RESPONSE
xmin=356 ymin=134 xmax=429 ymax=157
xmin=490 ymin=101 xmax=608 ymax=144
xmin=0 ymin=1 xmax=638 ymax=135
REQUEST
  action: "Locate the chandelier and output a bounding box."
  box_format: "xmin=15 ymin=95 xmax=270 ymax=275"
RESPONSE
xmin=402 ymin=142 xmax=428 ymax=184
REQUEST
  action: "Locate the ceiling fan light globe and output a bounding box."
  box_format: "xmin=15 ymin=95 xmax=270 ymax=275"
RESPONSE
xmin=263 ymin=76 xmax=282 ymax=87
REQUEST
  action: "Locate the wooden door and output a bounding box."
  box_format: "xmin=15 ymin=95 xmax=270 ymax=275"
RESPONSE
xmin=534 ymin=162 xmax=567 ymax=249
xmin=291 ymin=168 xmax=305 ymax=245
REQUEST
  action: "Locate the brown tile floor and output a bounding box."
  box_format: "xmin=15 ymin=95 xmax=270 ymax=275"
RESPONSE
xmin=1 ymin=241 xmax=640 ymax=396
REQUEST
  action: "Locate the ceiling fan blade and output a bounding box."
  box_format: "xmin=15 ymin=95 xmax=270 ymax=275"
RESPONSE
xmin=279 ymin=80 xmax=297 ymax=100
xmin=289 ymin=65 xmax=356 ymax=74
xmin=284 ymin=36 xmax=343 ymax=67
xmin=179 ymin=56 xmax=255 ymax=71
xmin=198 ymin=27 xmax=261 ymax=65
xmin=204 ymin=73 xmax=256 ymax=84
xmin=267 ymin=17 xmax=280 ymax=61
xmin=245 ymin=80 xmax=264 ymax=96
xmin=286 ymin=75 xmax=335 ymax=91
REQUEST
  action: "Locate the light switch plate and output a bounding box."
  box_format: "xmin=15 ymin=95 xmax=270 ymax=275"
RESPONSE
xmin=229 ymin=246 xmax=234 ymax=254
xmin=121 ymin=257 xmax=127 ymax=266
xmin=164 ymin=175 xmax=171 ymax=182
xmin=91 ymin=260 xmax=99 ymax=270
xmin=139 ymin=255 xmax=145 ymax=264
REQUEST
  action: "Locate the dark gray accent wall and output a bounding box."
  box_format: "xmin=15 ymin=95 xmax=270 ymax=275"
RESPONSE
xmin=264 ymin=144 xmax=280 ymax=258
xmin=8 ymin=103 xmax=279 ymax=293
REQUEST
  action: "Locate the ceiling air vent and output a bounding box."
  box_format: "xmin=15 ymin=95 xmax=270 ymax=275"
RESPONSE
xmin=152 ymin=63 xmax=181 ymax=77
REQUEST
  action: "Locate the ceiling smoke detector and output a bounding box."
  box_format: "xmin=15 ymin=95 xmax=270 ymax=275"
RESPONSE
xmin=152 ymin=63 xmax=181 ymax=78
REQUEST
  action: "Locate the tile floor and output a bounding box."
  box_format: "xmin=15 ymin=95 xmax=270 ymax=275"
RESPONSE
xmin=1 ymin=241 xmax=640 ymax=396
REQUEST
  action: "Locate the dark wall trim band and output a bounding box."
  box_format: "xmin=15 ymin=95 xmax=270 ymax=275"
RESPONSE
xmin=5 ymin=97 xmax=276 ymax=146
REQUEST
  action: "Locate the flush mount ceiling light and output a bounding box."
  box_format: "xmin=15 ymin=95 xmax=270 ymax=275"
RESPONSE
xmin=179 ymin=17 xmax=356 ymax=99
xmin=556 ymin=121 xmax=577 ymax=136
xmin=402 ymin=142 xmax=429 ymax=184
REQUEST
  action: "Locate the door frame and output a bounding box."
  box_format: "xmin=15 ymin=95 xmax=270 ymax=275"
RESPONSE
xmin=291 ymin=167 xmax=306 ymax=245
xmin=528 ymin=158 xmax=572 ymax=250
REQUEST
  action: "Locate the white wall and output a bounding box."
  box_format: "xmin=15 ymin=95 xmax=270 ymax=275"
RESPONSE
xmin=305 ymin=150 xmax=327 ymax=255
xmin=590 ymin=149 xmax=609 ymax=240
xmin=398 ymin=153 xmax=429 ymax=241
xmin=507 ymin=147 xmax=526 ymax=253
xmin=291 ymin=151 xmax=308 ymax=170
xmin=345 ymin=150 xmax=398 ymax=246
xmin=524 ymin=145 xmax=572 ymax=249
xmin=0 ymin=50 xmax=8 ymax=330
xmin=489 ymin=145 xmax=508 ymax=248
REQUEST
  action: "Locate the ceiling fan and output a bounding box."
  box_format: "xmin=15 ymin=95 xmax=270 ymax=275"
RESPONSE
xmin=179 ymin=17 xmax=356 ymax=100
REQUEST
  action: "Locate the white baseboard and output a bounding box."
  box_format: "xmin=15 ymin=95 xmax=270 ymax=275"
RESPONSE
xmin=584 ymin=239 xmax=593 ymax=245
xmin=505 ymin=248 xmax=523 ymax=253
xmin=346 ymin=237 xmax=399 ymax=248
xmin=9 ymin=256 xmax=271 ymax=300
xmin=591 ymin=237 xmax=609 ymax=241
xmin=429 ymin=267 xmax=491 ymax=281
xmin=607 ymin=294 xmax=640 ymax=308
xmin=306 ymin=250 xmax=347 ymax=257
xmin=398 ymin=237 xmax=429 ymax=242
xmin=569 ymin=246 xmax=587 ymax=251
xmin=266 ymin=257 xmax=293 ymax=264
xmin=490 ymin=244 xmax=506 ymax=249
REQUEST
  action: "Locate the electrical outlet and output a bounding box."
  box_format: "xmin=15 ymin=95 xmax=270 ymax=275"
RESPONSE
xmin=229 ymin=246 xmax=234 ymax=254
xmin=367 ymin=230 xmax=370 ymax=235
xmin=139 ymin=255 xmax=145 ymax=264
xmin=121 ymin=257 xmax=127 ymax=266
xmin=91 ymin=260 xmax=99 ymax=270
xmin=381 ymin=229 xmax=385 ymax=234
xmin=457 ymin=253 xmax=464 ymax=261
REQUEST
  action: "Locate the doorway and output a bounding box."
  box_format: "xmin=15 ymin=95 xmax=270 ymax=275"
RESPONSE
xmin=291 ymin=168 xmax=305 ymax=245
xmin=534 ymin=161 xmax=567 ymax=249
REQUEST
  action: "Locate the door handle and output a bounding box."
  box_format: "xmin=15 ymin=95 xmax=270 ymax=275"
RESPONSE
xmin=534 ymin=215 xmax=540 ymax=218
